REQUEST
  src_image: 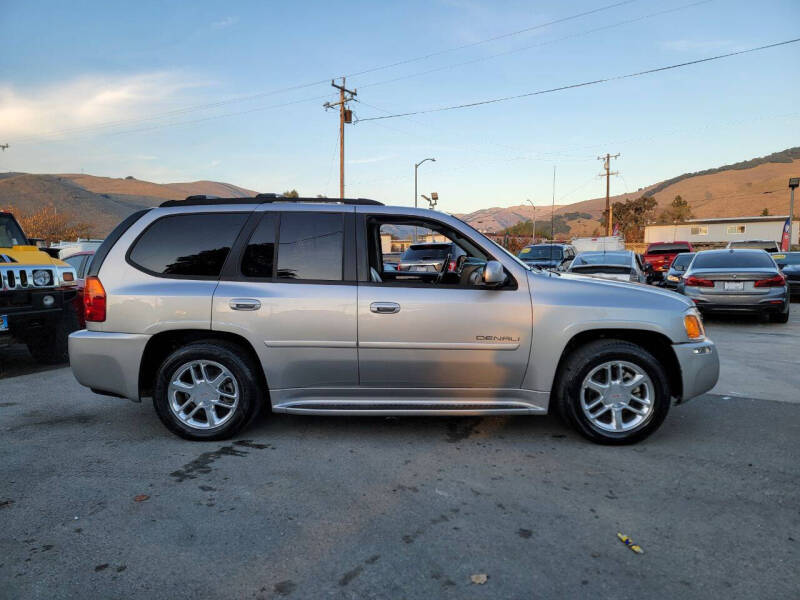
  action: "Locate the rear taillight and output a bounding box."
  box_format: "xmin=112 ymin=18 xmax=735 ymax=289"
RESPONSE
xmin=684 ymin=275 xmax=714 ymax=288
xmin=754 ymin=274 xmax=786 ymax=288
xmin=84 ymin=276 xmax=107 ymax=322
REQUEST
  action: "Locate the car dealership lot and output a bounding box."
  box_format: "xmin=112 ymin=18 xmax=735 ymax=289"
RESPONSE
xmin=1 ymin=311 xmax=798 ymax=599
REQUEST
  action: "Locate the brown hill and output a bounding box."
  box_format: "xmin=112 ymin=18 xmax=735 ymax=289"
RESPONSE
xmin=0 ymin=173 xmax=258 ymax=237
xmin=458 ymin=148 xmax=800 ymax=235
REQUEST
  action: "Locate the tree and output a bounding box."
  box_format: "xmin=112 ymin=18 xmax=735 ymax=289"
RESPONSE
xmin=15 ymin=203 xmax=93 ymax=244
xmin=601 ymin=195 xmax=658 ymax=241
xmin=761 ymin=207 xmax=770 ymax=216
xmin=283 ymin=189 xmax=299 ymax=198
xmin=657 ymin=195 xmax=693 ymax=224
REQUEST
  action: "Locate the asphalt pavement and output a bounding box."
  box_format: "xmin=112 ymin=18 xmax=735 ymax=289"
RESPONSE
xmin=1 ymin=309 xmax=798 ymax=599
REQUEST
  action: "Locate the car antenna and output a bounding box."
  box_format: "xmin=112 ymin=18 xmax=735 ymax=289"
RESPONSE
xmin=550 ymin=165 xmax=556 ymax=268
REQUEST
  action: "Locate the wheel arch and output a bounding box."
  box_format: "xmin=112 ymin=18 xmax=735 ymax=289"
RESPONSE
xmin=552 ymin=329 xmax=682 ymax=400
xmin=138 ymin=329 xmax=269 ymax=403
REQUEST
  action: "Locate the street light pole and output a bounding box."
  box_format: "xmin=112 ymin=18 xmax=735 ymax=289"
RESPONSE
xmin=413 ymin=157 xmax=435 ymax=242
xmin=786 ymin=177 xmax=800 ymax=252
xmin=526 ymin=199 xmax=535 ymax=243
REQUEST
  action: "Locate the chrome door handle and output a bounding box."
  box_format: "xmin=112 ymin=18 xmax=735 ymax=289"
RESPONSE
xmin=229 ymin=298 xmax=261 ymax=311
xmin=370 ymin=302 xmax=400 ymax=314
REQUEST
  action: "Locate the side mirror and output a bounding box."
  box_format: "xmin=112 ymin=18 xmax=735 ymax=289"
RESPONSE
xmin=483 ymin=261 xmax=505 ymax=286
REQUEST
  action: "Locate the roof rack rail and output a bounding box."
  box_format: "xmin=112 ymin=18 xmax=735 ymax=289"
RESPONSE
xmin=159 ymin=195 xmax=384 ymax=208
xmin=256 ymin=196 xmax=384 ymax=206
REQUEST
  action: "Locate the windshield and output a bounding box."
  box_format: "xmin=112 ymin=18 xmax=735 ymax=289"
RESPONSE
xmin=401 ymin=245 xmax=451 ymax=261
xmin=519 ymin=246 xmax=563 ymax=260
xmin=772 ymin=253 xmax=800 ymax=266
xmin=692 ymin=251 xmax=774 ymax=269
xmin=647 ymin=243 xmax=691 ymax=255
xmin=0 ymin=214 xmax=27 ymax=247
xmin=671 ymin=253 xmax=695 ymax=270
xmin=572 ymin=252 xmax=630 ymax=266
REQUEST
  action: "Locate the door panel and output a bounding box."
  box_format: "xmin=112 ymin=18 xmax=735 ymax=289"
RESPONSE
xmin=213 ymin=281 xmax=357 ymax=389
xmin=357 ymin=283 xmax=532 ymax=388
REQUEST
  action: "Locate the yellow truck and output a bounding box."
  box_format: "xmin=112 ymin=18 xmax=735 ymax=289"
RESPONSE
xmin=1 ymin=210 xmax=80 ymax=363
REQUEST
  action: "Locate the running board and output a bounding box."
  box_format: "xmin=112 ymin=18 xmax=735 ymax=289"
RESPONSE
xmin=270 ymin=388 xmax=549 ymax=415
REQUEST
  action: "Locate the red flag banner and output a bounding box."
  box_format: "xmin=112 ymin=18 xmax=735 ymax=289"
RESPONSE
xmin=780 ymin=217 xmax=791 ymax=251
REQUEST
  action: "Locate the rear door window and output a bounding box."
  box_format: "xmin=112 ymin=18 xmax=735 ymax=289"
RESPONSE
xmin=129 ymin=213 xmax=248 ymax=278
xmin=241 ymin=214 xmax=276 ymax=278
xmin=277 ymin=213 xmax=344 ymax=281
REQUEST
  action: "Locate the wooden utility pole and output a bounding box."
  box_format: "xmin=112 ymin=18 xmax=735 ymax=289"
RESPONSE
xmin=598 ymin=153 xmax=620 ymax=236
xmin=323 ymin=78 xmax=357 ymax=199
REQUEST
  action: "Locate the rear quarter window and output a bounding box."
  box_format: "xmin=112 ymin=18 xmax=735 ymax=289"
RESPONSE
xmin=128 ymin=213 xmax=248 ymax=278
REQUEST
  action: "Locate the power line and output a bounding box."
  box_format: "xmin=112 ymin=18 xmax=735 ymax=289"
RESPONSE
xmin=358 ymin=0 xmax=711 ymax=90
xmin=356 ymin=38 xmax=800 ymax=122
xmin=345 ymin=0 xmax=638 ymax=78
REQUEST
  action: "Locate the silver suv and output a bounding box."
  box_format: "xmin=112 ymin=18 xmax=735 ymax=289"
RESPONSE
xmin=69 ymin=196 xmax=719 ymax=444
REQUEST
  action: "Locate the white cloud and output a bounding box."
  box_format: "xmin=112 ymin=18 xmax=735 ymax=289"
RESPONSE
xmin=212 ymin=16 xmax=238 ymax=29
xmin=0 ymin=72 xmax=211 ymax=141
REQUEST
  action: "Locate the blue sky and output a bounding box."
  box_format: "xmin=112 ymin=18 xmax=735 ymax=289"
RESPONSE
xmin=1 ymin=0 xmax=798 ymax=213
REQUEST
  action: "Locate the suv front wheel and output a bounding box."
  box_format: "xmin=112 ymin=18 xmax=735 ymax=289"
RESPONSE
xmin=153 ymin=341 xmax=264 ymax=440
xmin=554 ymin=339 xmax=671 ymax=444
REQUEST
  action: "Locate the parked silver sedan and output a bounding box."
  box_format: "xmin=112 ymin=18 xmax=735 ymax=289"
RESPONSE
xmin=567 ymin=250 xmax=648 ymax=283
xmin=679 ymin=249 xmax=789 ymax=323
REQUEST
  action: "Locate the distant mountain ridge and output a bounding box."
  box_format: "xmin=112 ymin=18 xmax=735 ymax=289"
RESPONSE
xmin=456 ymin=147 xmax=800 ymax=235
xmin=0 ymin=173 xmax=257 ymax=236
xmin=2 ymin=147 xmax=798 ymax=238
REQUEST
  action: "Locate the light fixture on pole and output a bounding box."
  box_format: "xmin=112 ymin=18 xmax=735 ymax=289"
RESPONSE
xmin=526 ymin=199 xmax=536 ymax=243
xmin=413 ymin=157 xmax=436 ymax=242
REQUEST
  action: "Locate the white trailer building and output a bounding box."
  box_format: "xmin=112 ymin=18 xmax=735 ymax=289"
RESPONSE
xmin=644 ymin=215 xmax=798 ymax=246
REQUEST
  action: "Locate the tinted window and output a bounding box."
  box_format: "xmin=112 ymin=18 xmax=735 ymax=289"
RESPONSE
xmin=401 ymin=245 xmax=451 ymax=261
xmin=772 ymin=253 xmax=800 ymax=266
xmin=129 ymin=213 xmax=247 ymax=277
xmin=573 ymin=253 xmax=631 ymax=266
xmin=64 ymin=254 xmax=87 ymax=278
xmin=277 ymin=213 xmax=343 ymax=281
xmin=647 ymin=243 xmax=691 ymax=255
xmin=0 ymin=214 xmax=27 ymax=247
xmin=671 ymin=253 xmax=695 ymax=269
xmin=692 ymin=251 xmax=774 ymax=269
xmin=519 ymin=246 xmax=563 ymax=260
xmin=241 ymin=214 xmax=276 ymax=277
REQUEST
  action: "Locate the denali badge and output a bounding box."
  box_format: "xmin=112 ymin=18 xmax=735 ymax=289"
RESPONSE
xmin=476 ymin=335 xmax=520 ymax=342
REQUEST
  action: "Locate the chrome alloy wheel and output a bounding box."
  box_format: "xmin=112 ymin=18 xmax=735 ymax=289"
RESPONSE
xmin=167 ymin=360 xmax=240 ymax=430
xmin=580 ymin=360 xmax=654 ymax=433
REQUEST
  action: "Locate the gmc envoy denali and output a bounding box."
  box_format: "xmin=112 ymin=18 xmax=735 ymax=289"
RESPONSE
xmin=69 ymin=195 xmax=719 ymax=444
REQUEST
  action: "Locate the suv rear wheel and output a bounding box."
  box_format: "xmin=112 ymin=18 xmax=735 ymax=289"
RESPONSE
xmin=554 ymin=339 xmax=671 ymax=444
xmin=153 ymin=341 xmax=264 ymax=440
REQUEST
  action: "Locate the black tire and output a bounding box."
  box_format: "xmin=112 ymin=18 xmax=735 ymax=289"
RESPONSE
xmin=153 ymin=341 xmax=264 ymax=441
xmin=553 ymin=339 xmax=671 ymax=445
xmin=769 ymin=305 xmax=790 ymax=323
xmin=27 ymin=304 xmax=80 ymax=365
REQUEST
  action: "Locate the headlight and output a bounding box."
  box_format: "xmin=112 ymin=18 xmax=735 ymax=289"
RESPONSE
xmin=667 ymin=275 xmax=679 ymax=282
xmin=32 ymin=269 xmax=53 ymax=286
xmin=684 ymin=308 xmax=705 ymax=340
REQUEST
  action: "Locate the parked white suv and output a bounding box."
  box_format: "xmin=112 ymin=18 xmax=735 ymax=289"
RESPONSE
xmin=69 ymin=196 xmax=719 ymax=444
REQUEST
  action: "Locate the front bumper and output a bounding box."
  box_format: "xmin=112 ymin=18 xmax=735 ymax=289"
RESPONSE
xmin=1 ymin=289 xmax=77 ymax=340
xmin=672 ymin=339 xmax=719 ymax=403
xmin=68 ymin=330 xmax=151 ymax=401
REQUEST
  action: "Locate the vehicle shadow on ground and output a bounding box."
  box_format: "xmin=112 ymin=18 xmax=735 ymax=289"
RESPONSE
xmin=0 ymin=344 xmax=66 ymax=379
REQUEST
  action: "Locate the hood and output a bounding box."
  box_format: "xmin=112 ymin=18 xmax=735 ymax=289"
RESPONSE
xmin=544 ymin=270 xmax=693 ymax=309
xmin=0 ymin=245 xmax=67 ymax=267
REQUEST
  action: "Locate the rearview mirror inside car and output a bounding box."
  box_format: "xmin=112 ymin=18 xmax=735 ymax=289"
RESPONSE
xmin=483 ymin=261 xmax=505 ymax=286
